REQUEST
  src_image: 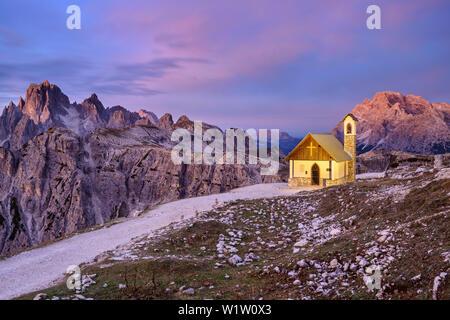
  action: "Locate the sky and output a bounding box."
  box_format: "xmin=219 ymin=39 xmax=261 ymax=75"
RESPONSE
xmin=0 ymin=0 xmax=449 ymax=137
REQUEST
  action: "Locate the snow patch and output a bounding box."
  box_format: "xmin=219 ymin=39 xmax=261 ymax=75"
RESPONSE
xmin=356 ymin=172 xmax=386 ymax=179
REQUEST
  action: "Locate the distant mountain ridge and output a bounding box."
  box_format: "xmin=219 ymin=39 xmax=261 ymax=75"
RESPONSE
xmin=332 ymin=91 xmax=450 ymax=155
xmin=279 ymin=131 xmax=302 ymax=155
xmin=0 ymin=81 xmax=234 ymax=152
xmin=0 ymin=81 xmax=164 ymax=150
xmin=2 ymin=83 xmax=448 ymax=156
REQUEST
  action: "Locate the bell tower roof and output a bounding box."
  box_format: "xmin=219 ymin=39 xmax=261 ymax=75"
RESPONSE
xmin=341 ymin=113 xmax=358 ymax=122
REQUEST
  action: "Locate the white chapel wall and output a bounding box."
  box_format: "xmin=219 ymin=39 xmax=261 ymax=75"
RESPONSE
xmin=293 ymin=160 xmax=330 ymax=179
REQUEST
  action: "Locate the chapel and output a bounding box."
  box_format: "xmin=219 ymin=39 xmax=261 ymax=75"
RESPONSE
xmin=284 ymin=114 xmax=357 ymax=187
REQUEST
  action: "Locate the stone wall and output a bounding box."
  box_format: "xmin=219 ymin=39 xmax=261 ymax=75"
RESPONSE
xmin=288 ymin=177 xmax=312 ymax=187
xmin=289 ymin=175 xmax=353 ymax=188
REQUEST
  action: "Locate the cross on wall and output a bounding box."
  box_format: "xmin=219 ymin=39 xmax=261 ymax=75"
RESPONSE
xmin=306 ymin=141 xmax=317 ymax=156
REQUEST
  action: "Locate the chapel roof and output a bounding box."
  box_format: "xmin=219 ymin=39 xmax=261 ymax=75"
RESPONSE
xmin=284 ymin=133 xmax=352 ymax=162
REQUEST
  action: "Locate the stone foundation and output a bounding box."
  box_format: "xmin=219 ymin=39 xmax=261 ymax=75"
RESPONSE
xmin=288 ymin=176 xmax=352 ymax=188
xmin=288 ymin=177 xmax=312 ymax=187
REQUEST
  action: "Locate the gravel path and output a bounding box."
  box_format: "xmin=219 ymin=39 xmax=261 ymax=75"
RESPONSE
xmin=0 ymin=183 xmax=306 ymax=300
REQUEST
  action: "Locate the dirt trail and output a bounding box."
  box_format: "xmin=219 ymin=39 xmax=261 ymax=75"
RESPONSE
xmin=0 ymin=183 xmax=305 ymax=300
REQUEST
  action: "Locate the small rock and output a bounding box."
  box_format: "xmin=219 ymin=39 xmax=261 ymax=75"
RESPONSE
xmin=330 ymin=259 xmax=338 ymax=267
xmin=33 ymin=293 xmax=47 ymax=300
xmin=297 ymin=259 xmax=307 ymax=268
xmin=330 ymin=228 xmax=340 ymax=236
xmin=288 ymin=270 xmax=297 ymax=278
xmin=228 ymin=254 xmax=242 ymax=266
xmin=183 ymin=288 xmax=195 ymax=295
xmin=294 ymin=239 xmax=308 ymax=247
xmin=411 ymin=274 xmax=421 ymax=281
xmin=359 ymin=259 xmax=368 ymax=267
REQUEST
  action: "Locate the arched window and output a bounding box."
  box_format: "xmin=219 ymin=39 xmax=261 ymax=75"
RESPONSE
xmin=346 ymin=123 xmax=352 ymax=134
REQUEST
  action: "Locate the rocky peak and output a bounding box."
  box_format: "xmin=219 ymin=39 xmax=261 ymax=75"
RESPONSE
xmin=156 ymin=113 xmax=174 ymax=130
xmin=79 ymin=93 xmax=107 ymax=124
xmin=403 ymin=94 xmax=433 ymax=115
xmin=332 ymin=91 xmax=450 ymax=154
xmin=22 ymin=80 xmax=70 ymax=125
xmin=372 ymin=91 xmax=405 ymax=107
xmin=106 ymin=106 xmax=140 ymax=129
xmin=174 ymin=115 xmax=193 ymax=130
xmin=173 ymin=115 xmax=222 ymax=133
xmin=107 ymin=107 xmax=126 ymax=129
xmin=138 ymin=109 xmax=158 ymax=125
xmin=0 ymin=82 xmax=165 ymax=150
xmin=83 ymin=93 xmax=103 ymax=108
xmin=0 ymin=102 xmax=22 ymax=143
xmin=17 ymin=97 xmax=25 ymax=110
xmin=3 ymin=101 xmax=21 ymax=122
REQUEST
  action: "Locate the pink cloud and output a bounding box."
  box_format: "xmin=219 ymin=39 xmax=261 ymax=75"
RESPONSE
xmin=94 ymin=0 xmax=446 ymax=95
xmin=101 ymin=2 xmax=355 ymax=74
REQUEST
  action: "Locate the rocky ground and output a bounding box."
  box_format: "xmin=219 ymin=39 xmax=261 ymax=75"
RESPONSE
xmin=21 ymin=154 xmax=449 ymax=300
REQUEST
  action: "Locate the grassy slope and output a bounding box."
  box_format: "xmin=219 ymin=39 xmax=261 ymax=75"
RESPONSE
xmin=19 ymin=163 xmax=449 ymax=300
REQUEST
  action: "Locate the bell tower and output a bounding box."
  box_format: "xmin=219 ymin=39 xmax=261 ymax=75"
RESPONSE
xmin=343 ymin=113 xmax=357 ymax=181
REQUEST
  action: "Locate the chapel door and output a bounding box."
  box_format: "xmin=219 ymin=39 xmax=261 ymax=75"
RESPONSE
xmin=311 ymin=163 xmax=320 ymax=185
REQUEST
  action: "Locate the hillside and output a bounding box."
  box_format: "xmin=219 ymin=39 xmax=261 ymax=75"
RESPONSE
xmin=20 ymin=152 xmax=449 ymax=300
xmin=0 ymin=81 xmax=287 ymax=256
xmin=0 ymin=125 xmax=283 ymax=256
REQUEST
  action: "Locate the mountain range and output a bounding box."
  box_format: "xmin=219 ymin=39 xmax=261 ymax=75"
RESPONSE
xmin=0 ymin=81 xmax=449 ymax=255
xmin=0 ymin=81 xmax=283 ymax=256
